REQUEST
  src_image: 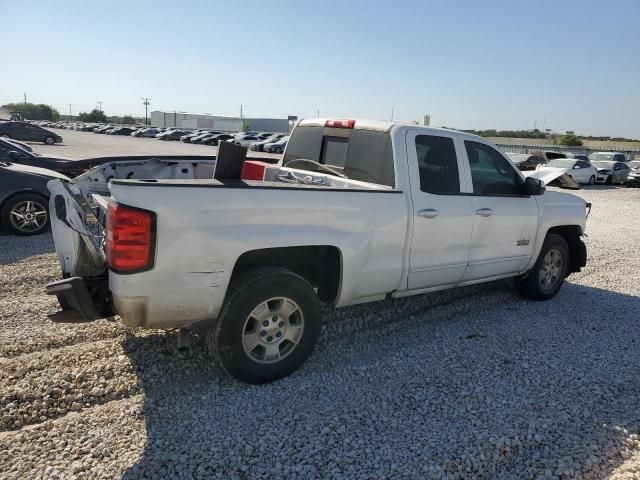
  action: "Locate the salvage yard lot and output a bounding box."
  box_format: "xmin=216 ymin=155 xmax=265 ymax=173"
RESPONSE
xmin=28 ymin=128 xmax=280 ymax=160
xmin=1 ymin=184 xmax=640 ymax=477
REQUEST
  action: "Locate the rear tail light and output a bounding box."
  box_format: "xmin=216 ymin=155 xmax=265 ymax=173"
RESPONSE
xmin=106 ymin=202 xmax=156 ymax=274
xmin=324 ymin=119 xmax=355 ymax=129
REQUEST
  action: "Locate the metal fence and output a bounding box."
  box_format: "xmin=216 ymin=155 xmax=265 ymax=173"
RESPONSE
xmin=495 ymin=143 xmax=640 ymax=161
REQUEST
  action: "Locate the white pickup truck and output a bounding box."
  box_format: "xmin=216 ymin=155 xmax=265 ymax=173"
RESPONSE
xmin=46 ymin=119 xmax=589 ymax=383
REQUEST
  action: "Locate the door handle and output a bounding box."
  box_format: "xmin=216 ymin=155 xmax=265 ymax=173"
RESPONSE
xmin=476 ymin=208 xmax=494 ymax=217
xmin=417 ymin=208 xmax=439 ymax=218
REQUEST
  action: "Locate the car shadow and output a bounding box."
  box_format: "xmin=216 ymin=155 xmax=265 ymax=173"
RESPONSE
xmin=121 ymin=281 xmax=640 ymax=478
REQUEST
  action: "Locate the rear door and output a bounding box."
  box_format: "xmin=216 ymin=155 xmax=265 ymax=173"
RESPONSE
xmin=405 ymin=129 xmax=474 ymax=289
xmin=460 ymin=140 xmax=539 ymax=282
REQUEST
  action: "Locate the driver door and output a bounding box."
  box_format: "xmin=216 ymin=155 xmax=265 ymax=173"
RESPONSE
xmin=460 ymin=140 xmax=539 ymax=282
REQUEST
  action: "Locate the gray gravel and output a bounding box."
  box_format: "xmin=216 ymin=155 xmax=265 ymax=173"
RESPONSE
xmin=1 ymin=185 xmax=639 ymax=479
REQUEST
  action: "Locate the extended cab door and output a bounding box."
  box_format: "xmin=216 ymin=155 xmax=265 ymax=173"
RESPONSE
xmin=460 ymin=140 xmax=539 ymax=282
xmin=405 ymin=129 xmax=474 ymax=289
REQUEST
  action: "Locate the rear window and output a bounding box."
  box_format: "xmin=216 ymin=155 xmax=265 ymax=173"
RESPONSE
xmin=283 ymin=126 xmax=395 ymax=187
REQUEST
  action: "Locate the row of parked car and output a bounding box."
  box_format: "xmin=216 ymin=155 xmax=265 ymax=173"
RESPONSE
xmin=40 ymin=121 xmax=291 ymax=154
xmin=506 ymin=150 xmax=638 ymax=186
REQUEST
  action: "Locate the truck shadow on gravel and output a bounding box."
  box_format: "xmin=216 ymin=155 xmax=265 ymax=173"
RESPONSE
xmin=121 ymin=281 xmax=640 ymax=479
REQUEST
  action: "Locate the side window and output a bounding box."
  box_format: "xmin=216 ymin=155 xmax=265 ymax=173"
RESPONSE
xmin=415 ymin=135 xmax=460 ymax=194
xmin=464 ymin=141 xmax=523 ymax=196
xmin=577 ymin=161 xmax=590 ymax=168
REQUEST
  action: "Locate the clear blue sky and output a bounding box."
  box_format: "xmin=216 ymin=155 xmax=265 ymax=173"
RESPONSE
xmin=1 ymin=0 xmax=639 ymax=137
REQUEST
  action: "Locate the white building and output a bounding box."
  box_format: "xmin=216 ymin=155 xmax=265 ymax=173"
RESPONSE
xmin=150 ymin=111 xmax=294 ymax=133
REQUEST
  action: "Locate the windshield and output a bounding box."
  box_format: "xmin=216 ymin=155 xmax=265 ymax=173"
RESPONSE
xmin=589 ymin=153 xmax=615 ymax=162
xmin=548 ymin=159 xmax=575 ymax=168
xmin=592 ymin=161 xmax=615 ymax=169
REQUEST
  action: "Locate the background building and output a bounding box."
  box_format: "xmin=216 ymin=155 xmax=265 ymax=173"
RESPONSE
xmin=150 ymin=111 xmax=294 ymax=133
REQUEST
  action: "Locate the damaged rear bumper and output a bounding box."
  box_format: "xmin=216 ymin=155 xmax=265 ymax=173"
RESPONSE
xmin=46 ymin=276 xmax=113 ymax=323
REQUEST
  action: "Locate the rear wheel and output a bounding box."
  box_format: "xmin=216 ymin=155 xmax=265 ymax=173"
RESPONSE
xmin=1 ymin=193 xmax=49 ymax=236
xmin=206 ymin=267 xmax=321 ymax=384
xmin=515 ymin=233 xmax=569 ymax=301
xmin=44 ymin=136 xmax=55 ymax=145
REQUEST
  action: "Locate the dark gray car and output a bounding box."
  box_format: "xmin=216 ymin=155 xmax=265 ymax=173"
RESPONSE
xmin=0 ymin=160 xmax=69 ymax=235
xmin=0 ymin=121 xmax=63 ymax=144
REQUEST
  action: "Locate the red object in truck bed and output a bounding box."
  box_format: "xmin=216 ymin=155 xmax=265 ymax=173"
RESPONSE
xmin=241 ymin=160 xmax=274 ymax=181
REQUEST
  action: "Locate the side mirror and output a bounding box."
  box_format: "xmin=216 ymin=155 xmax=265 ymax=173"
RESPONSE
xmin=7 ymin=150 xmax=22 ymax=161
xmin=523 ymin=176 xmax=545 ymax=195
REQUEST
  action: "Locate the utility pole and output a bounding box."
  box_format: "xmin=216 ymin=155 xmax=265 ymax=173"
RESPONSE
xmin=317 ymin=109 xmax=320 ymax=119
xmin=97 ymin=101 xmax=103 ymax=112
xmin=142 ymin=98 xmax=150 ymax=126
xmin=240 ymin=104 xmax=245 ymax=129
xmin=68 ymin=104 xmax=72 ymax=123
xmin=390 ymin=108 xmax=394 ymax=121
xmin=23 ymin=93 xmax=27 ymax=106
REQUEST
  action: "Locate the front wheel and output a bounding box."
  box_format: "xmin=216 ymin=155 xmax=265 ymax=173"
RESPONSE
xmin=588 ymin=175 xmax=595 ymax=185
xmin=605 ymin=175 xmax=613 ymax=185
xmin=206 ymin=267 xmax=321 ymax=384
xmin=515 ymin=233 xmax=569 ymax=301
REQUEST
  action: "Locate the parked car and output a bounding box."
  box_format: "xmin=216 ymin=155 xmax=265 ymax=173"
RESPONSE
xmin=249 ymin=134 xmax=287 ymax=152
xmin=0 ymin=121 xmax=62 ymax=145
xmin=546 ymin=159 xmax=598 ymax=185
xmin=505 ymin=153 xmax=547 ymax=171
xmin=3 ymin=137 xmax=33 ymax=152
xmin=565 ymin=153 xmax=590 ymax=162
xmin=108 ymin=127 xmax=136 ymax=136
xmin=0 ymin=160 xmax=69 ymax=235
xmin=589 ymin=152 xmax=627 ymax=163
xmin=264 ymin=136 xmax=289 ymax=153
xmin=202 ymin=134 xmax=235 ymax=146
xmin=592 ymin=160 xmax=631 ymax=184
xmin=157 ymin=130 xmax=189 ymax=141
xmin=626 ymin=161 xmax=640 ymax=187
xmin=234 ymin=135 xmax=260 ymax=147
xmin=46 ymin=118 xmax=588 ymax=384
xmin=0 ymin=138 xmax=79 ymax=176
xmin=190 ymin=132 xmax=218 ymax=144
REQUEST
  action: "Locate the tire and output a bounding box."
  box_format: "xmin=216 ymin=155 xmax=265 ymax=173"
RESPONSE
xmin=206 ymin=267 xmax=321 ymax=384
xmin=605 ymin=175 xmax=612 ymax=185
xmin=274 ymin=147 xmax=282 ymax=154
xmin=588 ymin=175 xmax=595 ymax=185
xmin=515 ymin=233 xmax=569 ymax=301
xmin=1 ymin=193 xmax=50 ymax=236
xmin=44 ymin=136 xmax=55 ymax=145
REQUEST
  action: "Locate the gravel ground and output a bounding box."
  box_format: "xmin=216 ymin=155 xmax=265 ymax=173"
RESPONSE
xmin=1 ymin=185 xmax=639 ymax=479
xmin=28 ymin=128 xmax=280 ymax=161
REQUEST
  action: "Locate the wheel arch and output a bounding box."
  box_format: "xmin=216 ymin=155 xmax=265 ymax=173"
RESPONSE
xmin=230 ymin=245 xmax=343 ymax=304
xmin=546 ymin=225 xmax=586 ymax=274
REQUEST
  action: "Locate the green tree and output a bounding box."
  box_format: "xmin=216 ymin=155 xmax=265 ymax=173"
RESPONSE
xmin=241 ymin=123 xmax=251 ymax=132
xmin=2 ymin=102 xmax=60 ymax=121
xmin=558 ymin=132 xmax=583 ymax=146
xmin=77 ymin=109 xmax=107 ymax=123
xmin=121 ymin=115 xmax=135 ymax=124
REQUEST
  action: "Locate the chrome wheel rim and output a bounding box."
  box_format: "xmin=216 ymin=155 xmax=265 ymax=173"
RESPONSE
xmin=45 ymin=137 xmax=54 ymax=144
xmin=9 ymin=200 xmax=47 ymax=233
xmin=539 ymin=248 xmax=563 ymax=291
xmin=242 ymin=297 xmax=304 ymax=364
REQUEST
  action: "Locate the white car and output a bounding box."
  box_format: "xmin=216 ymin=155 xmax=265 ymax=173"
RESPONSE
xmin=46 ymin=119 xmax=589 ymax=383
xmin=234 ymin=135 xmax=260 ymax=147
xmin=545 ymin=159 xmax=598 ymax=185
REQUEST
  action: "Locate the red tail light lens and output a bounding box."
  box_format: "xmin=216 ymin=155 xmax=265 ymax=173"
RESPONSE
xmin=106 ymin=202 xmax=156 ymax=274
xmin=325 ymin=119 xmax=355 ymax=129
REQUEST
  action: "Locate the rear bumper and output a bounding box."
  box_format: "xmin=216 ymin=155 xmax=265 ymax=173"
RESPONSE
xmin=46 ymin=277 xmax=111 ymax=323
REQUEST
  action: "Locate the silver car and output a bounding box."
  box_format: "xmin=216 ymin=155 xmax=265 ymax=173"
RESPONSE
xmin=592 ymin=160 xmax=632 ymax=185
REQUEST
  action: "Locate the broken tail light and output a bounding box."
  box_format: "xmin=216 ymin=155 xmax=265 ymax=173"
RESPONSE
xmin=106 ymin=202 xmax=156 ymax=274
